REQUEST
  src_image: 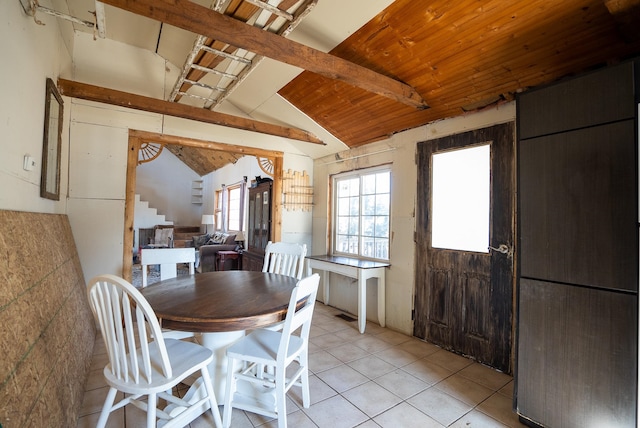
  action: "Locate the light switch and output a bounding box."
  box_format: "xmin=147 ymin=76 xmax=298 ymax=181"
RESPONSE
xmin=23 ymin=155 xmax=35 ymax=171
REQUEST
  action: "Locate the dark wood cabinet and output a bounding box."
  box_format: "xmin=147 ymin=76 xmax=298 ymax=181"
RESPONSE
xmin=516 ymin=59 xmax=638 ymax=427
xmin=243 ymin=181 xmax=272 ymax=271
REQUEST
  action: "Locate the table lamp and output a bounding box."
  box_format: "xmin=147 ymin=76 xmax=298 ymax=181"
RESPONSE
xmin=234 ymin=230 xmax=245 ymax=250
xmin=201 ymin=214 xmax=215 ymax=234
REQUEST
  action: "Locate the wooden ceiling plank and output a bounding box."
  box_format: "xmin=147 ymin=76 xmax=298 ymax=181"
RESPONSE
xmin=401 ymin=5 xmax=619 ymax=94
xmin=166 ymin=145 xmax=243 ymax=176
xmin=98 ymin=0 xmax=428 ymax=109
xmin=336 ymin=0 xmax=607 ymax=98
xmin=342 ymin=0 xmax=554 ymax=80
xmin=280 ymin=0 xmax=640 ymax=147
xmin=421 ymin=21 xmax=629 ymax=100
xmin=57 ymin=78 xmax=324 ymax=145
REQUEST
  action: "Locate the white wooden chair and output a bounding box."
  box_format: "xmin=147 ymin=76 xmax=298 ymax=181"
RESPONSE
xmin=261 ymin=241 xmax=307 ymax=333
xmin=262 ymin=241 xmax=307 ymax=280
xmin=86 ymin=274 xmax=223 ymax=428
xmin=222 ymin=273 xmax=320 ymax=428
xmin=140 ymin=247 xmax=196 ymax=340
xmin=140 ymin=247 xmax=195 ymax=288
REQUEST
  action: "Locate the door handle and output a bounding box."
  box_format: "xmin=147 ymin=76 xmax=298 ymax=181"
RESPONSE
xmin=489 ymin=244 xmax=513 ymax=258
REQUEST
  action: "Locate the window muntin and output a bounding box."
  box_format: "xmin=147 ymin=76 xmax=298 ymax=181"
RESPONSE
xmin=333 ymin=168 xmax=390 ymax=260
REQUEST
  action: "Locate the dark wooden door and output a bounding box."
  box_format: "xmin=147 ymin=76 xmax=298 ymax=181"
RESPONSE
xmin=414 ymin=122 xmax=515 ymax=373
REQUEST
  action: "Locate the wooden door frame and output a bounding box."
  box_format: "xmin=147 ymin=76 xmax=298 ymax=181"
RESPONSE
xmin=121 ymin=129 xmax=284 ymax=281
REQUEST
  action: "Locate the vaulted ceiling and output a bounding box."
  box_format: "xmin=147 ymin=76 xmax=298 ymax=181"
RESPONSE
xmin=39 ymin=0 xmax=640 ymax=173
xmin=281 ymin=0 xmax=640 ymax=147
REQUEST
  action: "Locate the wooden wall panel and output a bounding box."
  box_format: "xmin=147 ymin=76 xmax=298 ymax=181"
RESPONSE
xmin=517 ymin=279 xmax=637 ymax=427
xmin=519 ymin=121 xmax=637 ymax=291
xmin=0 ymin=210 xmax=96 ymax=427
xmin=518 ymin=61 xmax=636 ymax=139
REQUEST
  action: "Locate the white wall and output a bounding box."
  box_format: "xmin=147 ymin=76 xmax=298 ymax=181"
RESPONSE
xmin=312 ymin=103 xmax=516 ymax=335
xmin=281 ymin=153 xmax=314 ymax=249
xmin=66 ymin=32 xmax=316 ymax=282
xmin=136 ymin=149 xmax=202 ymax=226
xmin=202 ymin=153 xmax=314 ymax=249
xmin=202 ymin=156 xmax=259 ymax=232
xmin=66 ymin=101 xmax=161 ymax=281
xmin=0 ymin=0 xmax=72 ymax=214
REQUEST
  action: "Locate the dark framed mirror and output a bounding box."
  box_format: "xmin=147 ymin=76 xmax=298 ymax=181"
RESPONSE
xmin=41 ymin=77 xmax=64 ymax=200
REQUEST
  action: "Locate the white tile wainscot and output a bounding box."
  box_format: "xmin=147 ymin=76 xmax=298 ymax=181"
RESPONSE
xmin=306 ymin=255 xmax=389 ymax=333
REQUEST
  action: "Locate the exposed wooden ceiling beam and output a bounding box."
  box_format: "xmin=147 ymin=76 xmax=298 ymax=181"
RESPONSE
xmin=603 ymin=0 xmax=640 ymax=42
xmin=130 ymin=129 xmax=285 ymax=159
xmin=57 ymin=79 xmax=324 ymax=145
xmin=98 ymin=0 xmax=429 ymax=110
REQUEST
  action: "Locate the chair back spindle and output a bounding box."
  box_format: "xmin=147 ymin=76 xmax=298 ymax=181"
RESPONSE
xmin=88 ymin=275 xmax=172 ymax=384
xmin=262 ymin=241 xmax=307 ymax=279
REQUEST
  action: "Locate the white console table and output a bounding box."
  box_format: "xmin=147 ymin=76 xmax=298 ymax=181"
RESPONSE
xmin=306 ymin=255 xmax=390 ymax=333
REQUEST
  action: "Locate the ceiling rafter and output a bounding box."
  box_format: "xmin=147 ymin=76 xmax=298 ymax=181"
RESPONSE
xmin=98 ymin=0 xmax=429 ymax=109
xmin=57 ymin=78 xmax=324 ymax=144
xmin=170 ymin=0 xmax=315 ymax=108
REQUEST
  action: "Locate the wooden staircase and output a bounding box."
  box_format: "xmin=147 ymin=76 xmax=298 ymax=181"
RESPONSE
xmin=172 ymin=226 xmax=201 ymax=248
xmin=134 ymin=195 xmax=172 ymax=250
xmin=134 ymin=195 xmax=201 ymax=248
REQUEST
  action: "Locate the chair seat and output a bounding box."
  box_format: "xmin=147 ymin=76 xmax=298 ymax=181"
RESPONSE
xmin=104 ymin=338 xmax=213 ymax=394
xmin=226 ymin=329 xmax=304 ymax=365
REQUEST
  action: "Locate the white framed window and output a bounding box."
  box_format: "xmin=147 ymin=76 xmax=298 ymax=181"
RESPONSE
xmin=214 ymin=182 xmax=245 ymax=232
xmin=332 ymin=166 xmax=391 ymax=260
xmin=227 ymin=185 xmax=242 ymax=231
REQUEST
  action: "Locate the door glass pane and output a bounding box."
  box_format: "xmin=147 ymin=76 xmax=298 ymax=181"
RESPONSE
xmin=432 ymin=144 xmax=490 ymax=252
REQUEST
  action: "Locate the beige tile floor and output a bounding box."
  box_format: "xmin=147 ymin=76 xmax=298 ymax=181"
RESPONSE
xmin=77 ymin=303 xmax=527 ymax=427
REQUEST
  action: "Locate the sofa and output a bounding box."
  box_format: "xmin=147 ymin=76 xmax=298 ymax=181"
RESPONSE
xmin=191 ymin=231 xmax=238 ymax=272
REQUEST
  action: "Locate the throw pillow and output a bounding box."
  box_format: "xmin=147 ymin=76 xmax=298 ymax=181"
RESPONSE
xmin=192 ymin=234 xmax=210 ymax=249
xmin=154 ymin=227 xmax=173 ymax=247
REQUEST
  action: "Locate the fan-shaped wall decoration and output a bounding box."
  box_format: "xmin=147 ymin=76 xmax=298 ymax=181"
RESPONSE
xmin=258 ymin=157 xmax=274 ymax=176
xmin=138 ymin=142 xmax=163 ymax=165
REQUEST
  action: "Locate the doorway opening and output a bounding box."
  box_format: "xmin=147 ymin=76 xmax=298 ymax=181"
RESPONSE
xmin=121 ymin=129 xmax=284 ymax=282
